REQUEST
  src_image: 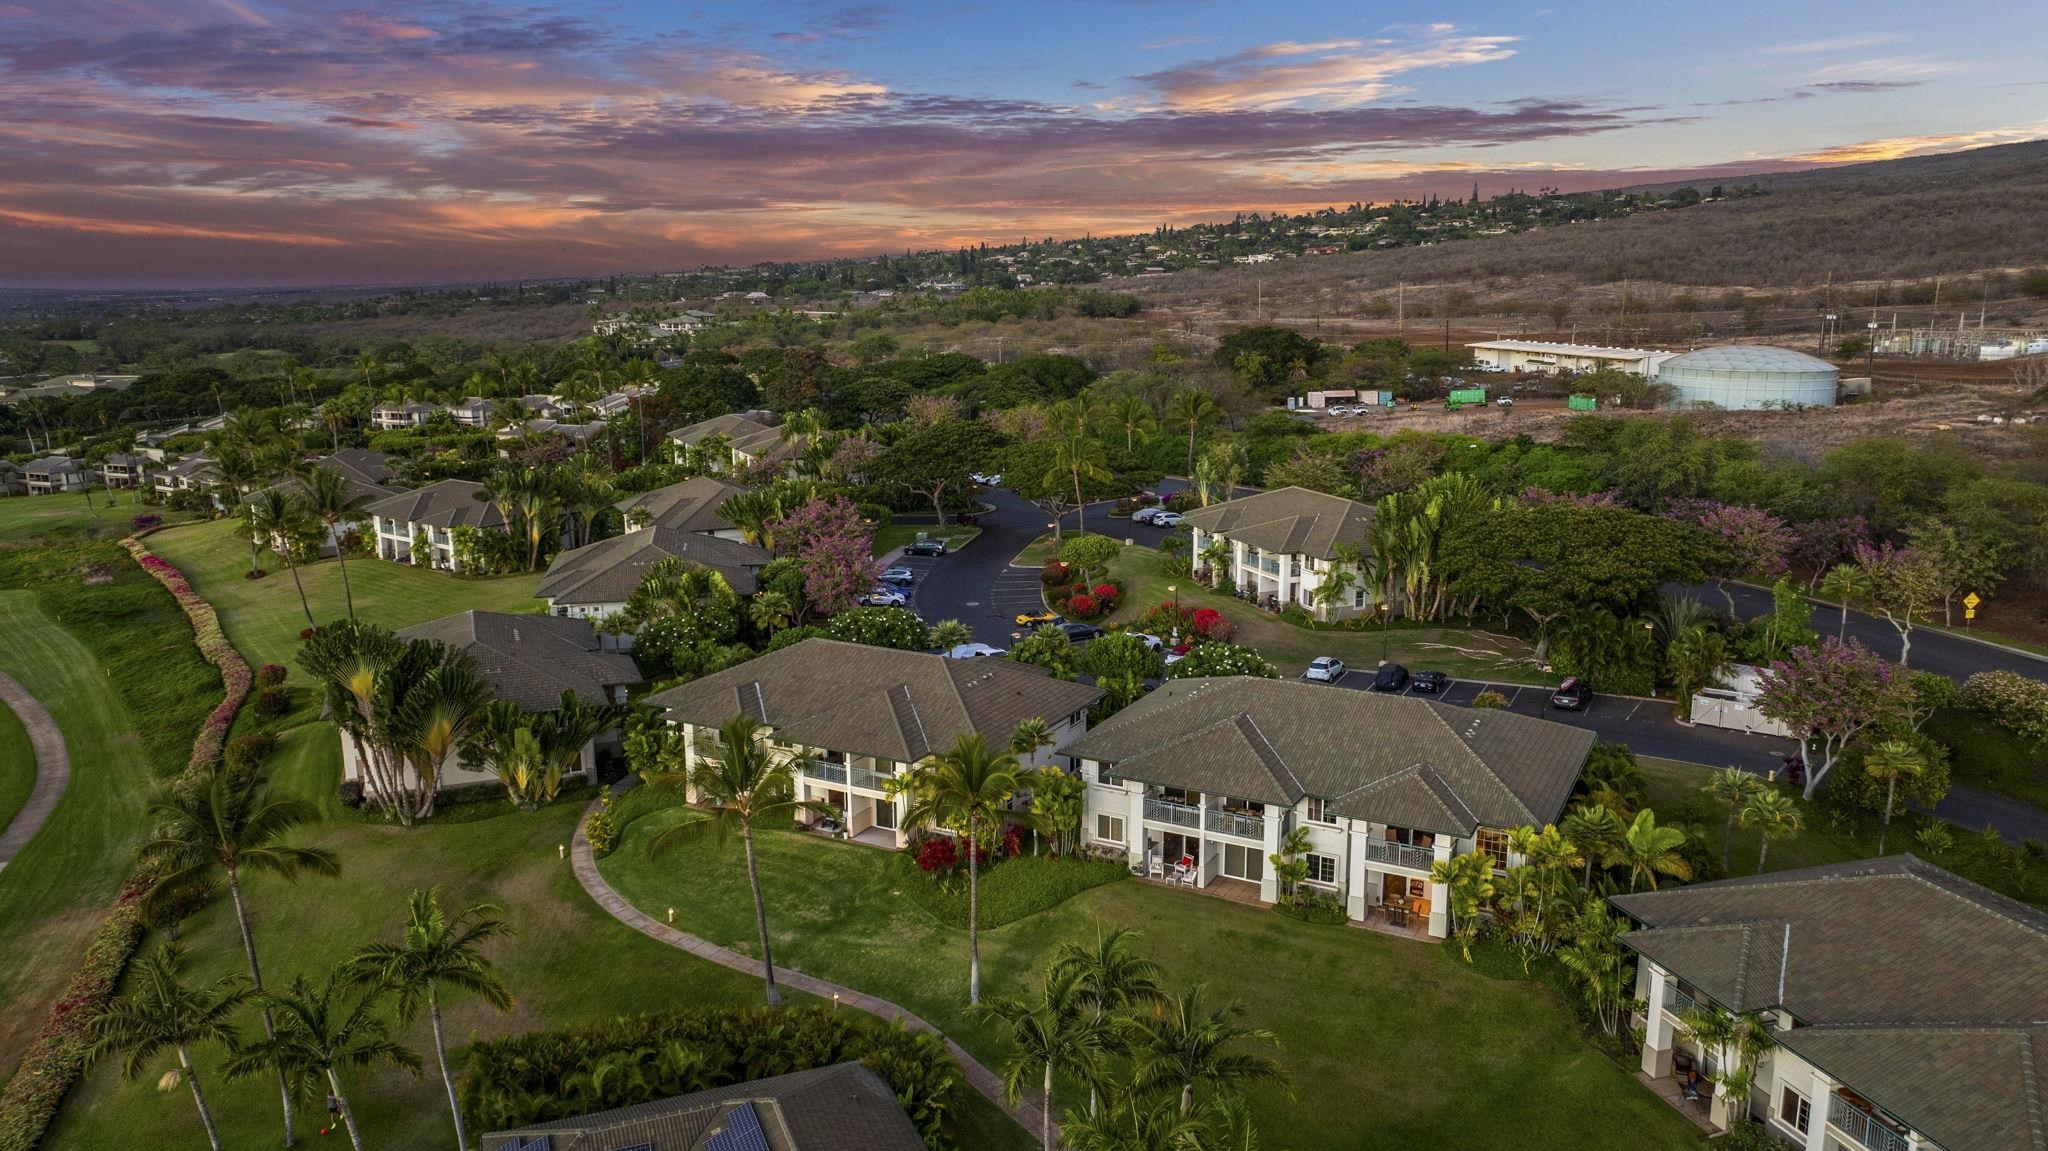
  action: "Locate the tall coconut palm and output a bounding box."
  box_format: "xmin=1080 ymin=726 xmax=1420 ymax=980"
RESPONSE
xmin=1128 ymin=983 xmax=1287 ymax=1116
xmin=895 ymin=732 xmax=1031 ymax=1005
xmin=1053 ymin=926 xmax=1165 ymax=1115
xmin=1060 ymin=1092 xmax=1222 ymax=1151
xmin=1617 ymin=808 xmax=1692 ymax=891
xmin=1818 ymin=563 xmax=1868 ymax=641
xmin=648 ymin=714 xmax=825 ymax=1006
xmin=88 ymin=943 xmax=250 ymax=1151
xmin=1704 ymin=769 xmax=1765 ymax=871
xmin=978 ymin=967 xmax=1116 ymax=1151
xmin=227 ymin=968 xmax=422 ymax=1151
xmin=345 ymin=888 xmax=514 ymax=1151
xmin=297 ymin=466 xmax=371 ymax=620
xmin=249 ymin=486 xmax=318 ymax=628
xmin=1863 ymin=740 xmax=1924 ymax=855
xmin=1105 ymin=393 xmax=1157 ymax=452
xmin=138 ymin=764 xmax=341 ymax=1148
xmin=1740 ymin=788 xmax=1804 ymax=874
xmin=1046 ymin=424 xmax=1111 ymax=537
xmin=1165 ymin=388 xmax=1220 ymax=477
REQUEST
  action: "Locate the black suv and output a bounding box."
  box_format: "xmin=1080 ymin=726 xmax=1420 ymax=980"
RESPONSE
xmin=1058 ymin=621 xmax=1104 ymax=643
xmin=1550 ymin=677 xmax=1592 ymax=710
xmin=1410 ymin=671 xmax=1452 ymax=694
xmin=902 ymin=538 xmax=948 ymax=557
xmin=1370 ymin=663 xmax=1409 ymax=692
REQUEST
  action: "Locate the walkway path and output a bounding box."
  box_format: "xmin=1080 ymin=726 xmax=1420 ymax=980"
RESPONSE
xmin=569 ymin=793 xmax=1052 ymax=1145
xmin=0 ymin=671 xmax=69 ymax=872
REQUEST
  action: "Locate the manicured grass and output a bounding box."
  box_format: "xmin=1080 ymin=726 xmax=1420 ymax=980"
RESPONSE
xmin=601 ymin=812 xmax=1703 ymax=1151
xmin=905 ymin=852 xmax=1130 ymax=928
xmin=148 ymin=518 xmax=544 ymax=674
xmin=1639 ymin=756 xmax=2048 ymax=904
xmin=0 ymin=491 xmax=160 ymax=537
xmin=873 ymin=522 xmax=982 ymax=558
xmin=1924 ymin=707 xmax=2048 ymax=810
xmin=0 ymin=700 xmax=31 ymax=847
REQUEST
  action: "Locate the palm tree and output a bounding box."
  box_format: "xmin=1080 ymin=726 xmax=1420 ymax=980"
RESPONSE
xmin=1863 ymin=740 xmax=1924 ymax=855
xmin=345 ymin=889 xmax=514 ymax=1151
xmin=1664 ymin=624 xmax=1731 ymax=722
xmin=1704 ymin=769 xmax=1765 ymax=871
xmin=138 ymin=764 xmax=341 ymax=1148
xmin=1054 ymin=926 xmax=1165 ymax=1117
xmin=1426 ymin=850 xmax=1496 ymax=955
xmin=1561 ymin=802 xmax=1626 ymax=887
xmin=649 ymin=714 xmax=824 ymax=1005
xmin=88 ymin=943 xmax=250 ymax=1151
xmin=748 ymin=589 xmax=795 ymax=638
xmin=1009 ymin=717 xmax=1055 ymax=763
xmin=227 ymin=968 xmax=422 ymax=1151
xmin=978 ymin=967 xmax=1116 ymax=1151
xmin=1166 ymin=389 xmax=1221 ymax=477
xmin=297 ymin=467 xmax=371 ymax=619
xmin=1105 ymin=393 xmax=1156 ymax=452
xmin=929 ymin=618 xmax=974 ymax=652
xmin=1060 ymin=1092 xmax=1218 ymax=1151
xmin=1819 ymin=563 xmax=1868 ymax=641
xmin=1617 ymin=809 xmax=1691 ymax=891
xmin=1128 ymin=983 xmax=1287 ymax=1116
xmin=1556 ymin=902 xmax=1632 ymax=1036
xmin=1047 ymin=426 xmax=1111 ymax=536
xmin=354 ymin=352 xmax=382 ymax=388
xmin=249 ymin=486 xmax=317 ymax=628
xmin=896 ymin=732 xmax=1030 ymax=1005
xmin=1740 ymin=788 xmax=1804 ymax=873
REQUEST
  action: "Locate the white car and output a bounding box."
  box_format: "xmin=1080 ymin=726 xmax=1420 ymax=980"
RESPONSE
xmin=1130 ymin=632 xmax=1165 ymax=651
xmin=1495 ymin=396 xmax=1514 ymax=407
xmin=970 ymin=472 xmax=1003 ymax=486
xmin=1304 ymin=656 xmax=1347 ymax=683
xmin=1131 ymin=506 xmax=1163 ymax=524
xmin=946 ymin=643 xmax=1007 ymax=659
xmin=859 ymin=587 xmax=908 ymax=607
xmin=1152 ymin=511 xmax=1185 ymax=528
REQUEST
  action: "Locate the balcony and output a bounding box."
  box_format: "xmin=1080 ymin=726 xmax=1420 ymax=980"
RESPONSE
xmin=1204 ymin=807 xmax=1265 ymax=840
xmin=1364 ymin=840 xmax=1436 ymax=871
xmin=1144 ymin=798 xmax=1203 ymax=829
xmin=1829 ymin=1098 xmax=1910 ymax=1151
xmin=1664 ymin=986 xmax=1701 ymax=1016
xmin=848 ymin=763 xmax=894 ymax=792
xmin=806 ymin=761 xmax=849 ymax=786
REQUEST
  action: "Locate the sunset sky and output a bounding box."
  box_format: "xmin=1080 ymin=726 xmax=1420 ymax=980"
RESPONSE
xmin=2 ymin=0 xmax=2042 ymax=288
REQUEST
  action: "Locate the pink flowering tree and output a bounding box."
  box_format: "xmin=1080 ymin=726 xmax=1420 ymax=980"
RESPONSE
xmin=1791 ymin=515 xmax=1869 ymax=590
xmin=1851 ymin=541 xmax=1946 ymax=667
xmin=1755 ymin=637 xmax=1904 ymax=798
xmin=1670 ymin=500 xmax=1795 ymax=617
xmin=771 ymin=496 xmax=875 ymax=615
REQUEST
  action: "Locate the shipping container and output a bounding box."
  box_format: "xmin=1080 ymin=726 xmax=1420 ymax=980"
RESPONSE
xmin=1568 ymin=393 xmax=1598 ymax=411
xmin=1447 ymin=388 xmax=1487 ymax=404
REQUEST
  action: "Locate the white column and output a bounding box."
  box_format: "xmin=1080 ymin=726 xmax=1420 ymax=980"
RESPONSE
xmin=1126 ymin=785 xmax=1146 ymax=872
xmin=1803 ymin=1067 xmax=1834 ymax=1151
xmin=1427 ymin=839 xmax=1453 ymax=939
xmin=1641 ymin=964 xmax=1674 ymax=1077
xmin=1344 ymin=821 xmax=1365 ymax=920
xmin=1258 ymin=804 xmax=1283 ymax=904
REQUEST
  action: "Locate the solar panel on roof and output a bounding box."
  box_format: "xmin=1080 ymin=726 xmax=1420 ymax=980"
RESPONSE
xmin=524 ymin=1138 xmax=552 ymax=1151
xmin=607 ymin=1143 xmax=654 ymax=1151
xmin=703 ymin=1104 xmax=772 ymax=1151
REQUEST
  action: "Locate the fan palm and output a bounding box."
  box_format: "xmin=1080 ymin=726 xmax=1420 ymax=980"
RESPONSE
xmin=978 ymin=967 xmax=1116 ymax=1151
xmin=1127 ymin=983 xmax=1287 ymax=1116
xmin=227 ymin=968 xmax=422 ymax=1151
xmin=87 ymin=943 xmax=250 ymax=1151
xmin=249 ymin=486 xmax=317 ymax=628
xmin=1704 ymin=768 xmax=1765 ymax=870
xmin=297 ymin=466 xmax=371 ymax=619
xmin=1616 ymin=808 xmax=1692 ymax=891
xmin=345 ymin=888 xmax=514 ymax=1151
xmin=748 ymin=589 xmax=795 ymax=637
xmin=137 ymin=763 xmax=340 ymax=1147
xmin=649 ymin=714 xmax=826 ymax=1005
xmin=895 ymin=732 xmax=1031 ymax=1005
xmin=1740 ymin=788 xmax=1804 ymax=873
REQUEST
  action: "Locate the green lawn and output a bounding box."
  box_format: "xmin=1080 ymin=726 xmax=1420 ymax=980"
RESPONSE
xmin=0 ymin=491 xmax=155 ymax=538
xmin=1924 ymin=708 xmax=2048 ymax=810
xmin=600 ymin=811 xmax=1703 ymax=1151
xmin=0 ymin=698 xmax=31 ymax=848
xmin=872 ymin=522 xmax=982 ymax=558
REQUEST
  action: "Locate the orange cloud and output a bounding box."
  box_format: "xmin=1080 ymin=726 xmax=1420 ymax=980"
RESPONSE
xmin=0 ymin=206 xmax=351 ymax=246
xmin=1140 ymin=32 xmax=1519 ymax=111
xmin=1795 ymin=122 xmax=2047 ymax=163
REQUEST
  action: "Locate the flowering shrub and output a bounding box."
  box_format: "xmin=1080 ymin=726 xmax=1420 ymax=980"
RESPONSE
xmin=127 ymin=543 xmax=250 ymax=774
xmin=1040 ymin=560 xmax=1070 ymax=587
xmin=252 ymin=686 xmax=292 ymax=719
xmin=256 ymin=663 xmax=288 ymax=688
xmin=1959 ymin=671 xmax=2048 ymax=745
xmin=1093 ymin=583 xmax=1118 ymax=601
xmin=1067 ymin=593 xmax=1099 ymax=617
xmin=129 ymin=513 xmax=161 ymax=532
xmin=915 ymin=836 xmax=959 ymax=873
xmin=1002 ymin=822 xmax=1024 ymax=858
xmin=584 ymin=791 xmax=620 ymax=858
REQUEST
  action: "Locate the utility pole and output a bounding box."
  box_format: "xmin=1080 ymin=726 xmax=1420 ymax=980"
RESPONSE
xmin=1443 ymin=316 xmax=1451 ymax=352
xmin=1397 ymin=281 xmax=1405 ymax=334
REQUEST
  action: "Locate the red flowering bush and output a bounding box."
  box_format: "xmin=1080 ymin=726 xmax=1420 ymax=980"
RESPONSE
xmin=256 ymin=663 xmax=288 ymax=688
xmin=129 ymin=513 xmax=160 ymax=532
xmin=1093 ymin=583 xmax=1119 ymax=600
xmin=915 ymin=837 xmax=960 ymax=874
xmin=1002 ymin=822 xmax=1024 ymax=858
xmin=1039 ymin=560 xmax=1070 ymax=587
xmin=1067 ymin=593 xmax=1099 ymax=617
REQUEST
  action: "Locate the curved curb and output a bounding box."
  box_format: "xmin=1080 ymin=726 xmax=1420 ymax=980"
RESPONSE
xmin=568 ymin=793 xmax=1053 ymax=1144
xmin=0 ymin=672 xmax=69 ymax=872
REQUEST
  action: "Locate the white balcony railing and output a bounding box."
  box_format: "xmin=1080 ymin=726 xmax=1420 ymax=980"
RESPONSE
xmin=1664 ymin=986 xmax=1701 ymax=1016
xmin=1204 ymin=807 xmax=1264 ymax=840
xmin=806 ymin=762 xmax=848 ymax=786
xmin=1364 ymin=841 xmax=1435 ymax=871
xmin=1829 ymin=1098 xmax=1910 ymax=1151
xmin=848 ymin=763 xmax=894 ymax=792
xmin=1144 ymin=798 xmax=1202 ymax=829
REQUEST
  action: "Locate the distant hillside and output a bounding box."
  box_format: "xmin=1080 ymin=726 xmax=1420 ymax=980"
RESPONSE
xmin=1136 ymin=140 xmax=2048 ymax=294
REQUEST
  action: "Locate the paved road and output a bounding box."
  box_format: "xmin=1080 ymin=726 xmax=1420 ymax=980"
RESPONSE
xmin=0 ymin=671 xmax=69 ymax=872
xmin=1679 ymin=581 xmax=2048 ymax=683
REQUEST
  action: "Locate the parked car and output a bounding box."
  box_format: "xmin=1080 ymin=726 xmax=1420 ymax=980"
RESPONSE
xmin=1410 ymin=671 xmax=1452 ymax=694
xmin=1057 ymin=621 xmax=1103 ymax=642
xmin=970 ymin=472 xmax=1003 ymax=486
xmin=902 ymin=538 xmax=947 ymax=557
xmin=1130 ymin=632 xmax=1166 ymax=651
xmin=1131 ymin=506 xmax=1163 ymax=524
xmin=1551 ymin=677 xmax=1592 ymax=710
xmin=859 ymin=587 xmax=908 ymax=608
xmin=1495 ymin=396 xmax=1514 ymax=407
xmin=1371 ymin=663 xmax=1409 ymax=692
xmin=1304 ymin=656 xmax=1347 ymax=683
xmin=878 ymin=567 xmax=915 ymax=587
xmin=1015 ymin=608 xmax=1060 ymax=626
xmin=946 ymin=643 xmax=1007 ymax=659
xmin=1152 ymin=511 xmax=1185 ymax=528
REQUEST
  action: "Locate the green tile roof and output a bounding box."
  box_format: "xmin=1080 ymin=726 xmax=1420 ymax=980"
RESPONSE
xmin=1177 ymin=486 xmax=1375 ymax=560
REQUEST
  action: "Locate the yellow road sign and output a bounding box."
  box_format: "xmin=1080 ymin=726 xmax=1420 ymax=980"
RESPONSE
xmin=1963 ymin=592 xmax=1981 ymax=609
xmin=1966 ymin=608 xmax=1977 ymax=620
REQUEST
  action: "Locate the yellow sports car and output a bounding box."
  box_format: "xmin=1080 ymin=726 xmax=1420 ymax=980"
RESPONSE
xmin=1014 ymin=609 xmax=1060 ymax=627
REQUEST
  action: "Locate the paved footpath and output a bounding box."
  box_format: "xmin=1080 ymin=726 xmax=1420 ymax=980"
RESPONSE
xmin=0 ymin=671 xmax=69 ymax=872
xmin=569 ymin=792 xmax=1052 ymax=1145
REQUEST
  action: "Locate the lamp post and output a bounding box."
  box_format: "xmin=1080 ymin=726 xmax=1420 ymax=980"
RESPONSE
xmin=1378 ymin=600 xmax=1392 ymax=664
xmin=1866 ymin=319 xmax=1879 ymax=380
xmin=1168 ymin=584 xmax=1180 ymax=647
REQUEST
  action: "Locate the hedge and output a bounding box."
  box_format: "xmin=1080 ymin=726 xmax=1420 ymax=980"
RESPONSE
xmin=1959 ymin=670 xmax=2048 ymax=746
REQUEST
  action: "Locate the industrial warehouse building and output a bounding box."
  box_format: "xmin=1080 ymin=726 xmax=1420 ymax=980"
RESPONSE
xmin=1466 ymin=339 xmax=1677 ymax=376
xmin=1656 ymin=345 xmax=1839 ymax=409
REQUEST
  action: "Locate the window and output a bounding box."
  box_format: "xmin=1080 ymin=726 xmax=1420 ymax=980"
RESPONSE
xmin=1223 ymin=842 xmax=1264 ymax=882
xmin=1305 ymin=853 xmax=1338 ymax=886
xmin=1353 ymin=587 xmax=1366 ymax=607
xmin=1305 ymin=798 xmax=1337 ymax=825
xmin=1096 ymin=814 xmax=1126 ymax=846
xmin=1093 ymin=760 xmax=1123 ymax=786
xmin=1777 ymin=1087 xmax=1810 ymax=1135
xmin=1476 ymin=828 xmax=1510 ymax=871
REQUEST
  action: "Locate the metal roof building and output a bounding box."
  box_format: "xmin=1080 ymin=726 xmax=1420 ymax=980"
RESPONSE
xmin=1466 ymin=339 xmax=1677 ymax=376
xmin=1654 ymin=345 xmax=1838 ymax=410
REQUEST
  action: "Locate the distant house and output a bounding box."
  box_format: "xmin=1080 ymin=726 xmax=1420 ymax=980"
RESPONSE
xmin=447 ymin=396 xmax=496 ymax=428
xmin=153 ymin=455 xmax=218 ymax=498
xmin=587 ymin=385 xmax=655 ymax=419
xmin=614 ymin=475 xmax=752 ymax=537
xmin=665 ymin=411 xmax=801 ymax=473
xmin=1179 ymin=486 xmax=1379 ymax=619
xmin=1613 ymin=856 xmax=2048 ymax=1149
xmin=648 ymin=638 xmax=1101 ymax=848
xmin=495 ymin=418 xmax=603 ymax=448
xmin=340 ymin=611 xmax=640 ymax=797
xmin=316 ymin=448 xmax=405 ymax=501
xmin=99 ymin=453 xmax=149 ymax=489
xmin=518 ymin=393 xmax=569 ymax=419
xmin=480 ymin=1062 xmax=926 ymax=1151
xmin=23 ymin=456 xmax=87 ymax=495
xmin=364 ymin=479 xmax=507 ymax=570
xmin=0 ymin=462 xmax=24 ymax=497
xmin=369 ymin=401 xmax=441 ymax=431
xmin=139 ymin=414 xmax=226 ymax=448
xmin=536 ymin=526 xmax=769 ymax=636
